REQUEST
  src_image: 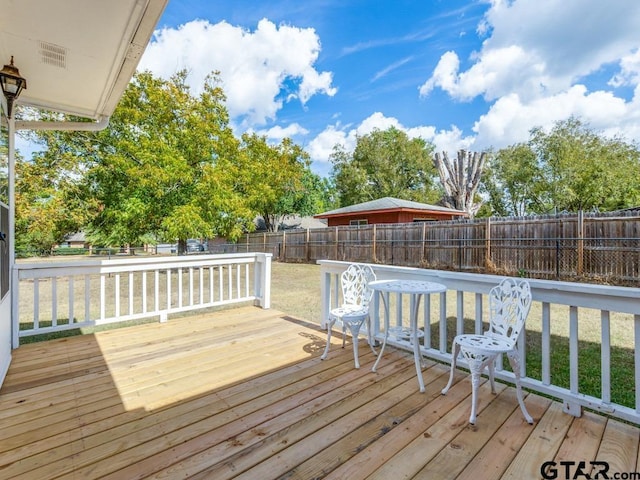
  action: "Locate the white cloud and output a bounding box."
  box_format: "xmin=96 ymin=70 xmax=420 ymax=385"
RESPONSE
xmin=421 ymin=0 xmax=640 ymax=102
xmin=307 ymin=113 xmax=475 ymax=169
xmin=139 ymin=18 xmax=336 ymax=126
xmin=256 ymin=123 xmax=309 ymax=141
xmin=472 ymin=85 xmax=636 ymax=149
xmin=610 ymin=48 xmax=640 ymax=88
xmin=417 ymin=0 xmax=640 ymax=154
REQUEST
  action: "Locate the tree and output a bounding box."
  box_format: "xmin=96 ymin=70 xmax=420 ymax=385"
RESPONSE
xmin=485 ymin=118 xmax=640 ymax=215
xmin=529 ymin=118 xmax=640 ymax=212
xmin=22 ymin=71 xmax=250 ymax=253
xmin=237 ymin=133 xmax=323 ymax=232
xmin=482 ymin=144 xmax=544 ymax=216
xmin=330 ymin=127 xmax=440 ymax=207
xmin=13 ymin=131 xmax=94 ymax=254
xmin=433 ymin=150 xmax=488 ymax=217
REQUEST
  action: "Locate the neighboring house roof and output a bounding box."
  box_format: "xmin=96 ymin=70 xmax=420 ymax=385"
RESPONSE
xmin=64 ymin=232 xmax=86 ymax=242
xmin=314 ymin=197 xmax=467 ymax=219
xmin=255 ymin=215 xmax=328 ymax=231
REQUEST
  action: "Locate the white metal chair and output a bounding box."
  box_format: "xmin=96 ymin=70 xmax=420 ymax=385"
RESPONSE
xmin=321 ymin=263 xmax=377 ymax=368
xmin=441 ymin=277 xmax=534 ymax=425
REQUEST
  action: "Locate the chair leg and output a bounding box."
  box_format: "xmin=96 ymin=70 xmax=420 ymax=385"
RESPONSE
xmin=488 ymin=359 xmax=497 ymax=394
xmin=366 ymin=317 xmax=377 ymax=356
xmin=320 ymin=319 xmax=335 ymax=361
xmin=346 ymin=321 xmax=364 ymax=369
xmin=441 ymin=341 xmax=460 ymax=395
xmin=507 ymin=351 xmax=534 ymax=424
xmin=469 ymin=360 xmax=483 ymax=425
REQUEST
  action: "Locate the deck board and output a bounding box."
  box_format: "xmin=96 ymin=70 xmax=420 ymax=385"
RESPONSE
xmin=0 ymin=305 xmax=639 ymax=479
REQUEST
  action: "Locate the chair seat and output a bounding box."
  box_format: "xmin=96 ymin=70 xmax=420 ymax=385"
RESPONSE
xmin=454 ymin=334 xmax=513 ymax=354
xmin=330 ymin=305 xmax=370 ymax=324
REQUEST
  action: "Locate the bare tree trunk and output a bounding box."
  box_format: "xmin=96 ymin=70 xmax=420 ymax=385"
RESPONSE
xmin=433 ymin=150 xmax=487 ymax=217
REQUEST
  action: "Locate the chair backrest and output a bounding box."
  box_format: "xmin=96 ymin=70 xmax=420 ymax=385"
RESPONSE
xmin=487 ymin=278 xmax=532 ymax=346
xmin=340 ymin=264 xmax=376 ymax=308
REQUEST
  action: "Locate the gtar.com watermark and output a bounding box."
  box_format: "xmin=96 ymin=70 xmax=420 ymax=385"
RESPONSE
xmin=541 ymin=461 xmax=640 ymax=479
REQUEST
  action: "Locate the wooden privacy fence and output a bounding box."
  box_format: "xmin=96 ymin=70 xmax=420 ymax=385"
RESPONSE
xmin=214 ymin=211 xmax=640 ymax=286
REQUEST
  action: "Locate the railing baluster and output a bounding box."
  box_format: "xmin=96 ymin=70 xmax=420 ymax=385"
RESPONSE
xmin=542 ymin=302 xmax=551 ymax=385
xmin=84 ymin=275 xmax=90 ymax=322
xmin=569 ymin=306 xmax=579 ymax=395
xmin=154 ymin=270 xmax=159 ymax=313
xmin=142 ymin=271 xmax=147 ymax=314
xmin=100 ymin=274 xmax=105 ymax=321
xmin=635 ymin=314 xmax=640 ymax=415
xmin=601 ymin=310 xmax=611 ymax=405
xmin=115 ymin=274 xmax=120 ymax=318
xmin=188 ymin=267 xmax=194 ymax=306
xmin=474 ymin=292 xmax=483 ymax=335
xmin=68 ymin=276 xmax=74 ymax=325
xmin=218 ymin=266 xmax=223 ymax=301
xmin=456 ymin=290 xmax=464 ymax=335
xmin=129 ymin=272 xmax=134 ymax=315
xmin=209 ymin=266 xmax=214 ymax=303
xmin=236 ymin=265 xmax=241 ymax=299
xmin=51 ymin=277 xmax=57 ymax=327
xmin=178 ymin=268 xmax=183 ymax=308
xmin=439 ymin=291 xmax=447 ymax=353
xmin=33 ymin=279 xmax=39 ymax=329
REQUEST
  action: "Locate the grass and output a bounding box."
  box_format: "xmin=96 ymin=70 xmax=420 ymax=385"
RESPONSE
xmin=16 ymin=259 xmax=635 ymax=409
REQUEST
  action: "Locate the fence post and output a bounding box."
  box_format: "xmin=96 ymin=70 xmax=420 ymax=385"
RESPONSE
xmin=372 ymin=224 xmax=377 ymax=262
xmin=334 ymin=226 xmax=338 ymax=260
xmin=421 ymin=222 xmax=426 ymax=265
xmin=485 ymin=217 xmax=491 ymax=269
xmin=577 ymin=210 xmax=584 ymax=275
xmin=305 ymin=228 xmax=310 ymax=261
xmin=282 ymin=231 xmax=286 ymax=261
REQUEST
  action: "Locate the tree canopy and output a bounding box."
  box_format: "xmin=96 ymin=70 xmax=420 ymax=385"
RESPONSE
xmin=16 ymin=70 xmax=329 ymax=252
xmin=330 ymin=127 xmax=440 ymax=207
xmin=483 ymin=118 xmax=640 ymax=216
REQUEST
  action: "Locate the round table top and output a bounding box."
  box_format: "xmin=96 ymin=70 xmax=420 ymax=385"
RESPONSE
xmin=368 ymin=279 xmax=447 ymax=294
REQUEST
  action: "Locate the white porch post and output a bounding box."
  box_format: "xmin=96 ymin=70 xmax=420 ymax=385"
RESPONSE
xmin=8 ymin=116 xmax=17 ymax=349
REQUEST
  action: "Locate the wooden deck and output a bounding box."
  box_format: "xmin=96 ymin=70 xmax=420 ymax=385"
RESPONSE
xmin=1 ymin=306 xmax=640 ymax=479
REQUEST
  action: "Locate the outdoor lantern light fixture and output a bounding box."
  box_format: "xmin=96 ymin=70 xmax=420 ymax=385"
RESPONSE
xmin=0 ymin=56 xmax=27 ymax=119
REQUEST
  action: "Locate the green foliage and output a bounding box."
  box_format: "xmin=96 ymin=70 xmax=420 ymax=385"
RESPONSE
xmin=16 ymin=70 xmax=332 ymax=252
xmin=330 ymin=127 xmax=440 ymax=207
xmin=485 ymin=118 xmax=640 ymax=215
xmin=237 ymin=134 xmax=327 ymax=231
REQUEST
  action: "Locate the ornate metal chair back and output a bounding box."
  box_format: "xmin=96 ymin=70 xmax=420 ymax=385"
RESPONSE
xmin=487 ymin=278 xmax=532 ymax=347
xmin=340 ymin=264 xmax=376 ymax=309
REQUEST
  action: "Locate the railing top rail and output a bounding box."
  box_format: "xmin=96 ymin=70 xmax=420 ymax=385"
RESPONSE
xmin=16 ymin=252 xmax=272 ymax=271
xmin=318 ymin=260 xmax=640 ymax=314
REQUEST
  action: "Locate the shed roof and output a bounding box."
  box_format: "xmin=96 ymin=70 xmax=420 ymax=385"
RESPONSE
xmin=315 ymin=197 xmax=467 ymax=218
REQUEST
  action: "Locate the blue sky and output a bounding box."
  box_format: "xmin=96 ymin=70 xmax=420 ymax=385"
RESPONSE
xmin=137 ymin=0 xmax=640 ymax=177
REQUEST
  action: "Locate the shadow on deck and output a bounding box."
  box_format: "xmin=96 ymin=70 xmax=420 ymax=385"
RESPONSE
xmin=1 ymin=305 xmax=639 ymax=479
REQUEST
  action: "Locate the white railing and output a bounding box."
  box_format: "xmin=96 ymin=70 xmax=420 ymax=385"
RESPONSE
xmin=13 ymin=253 xmax=272 ymax=346
xmin=319 ymin=260 xmax=640 ymax=424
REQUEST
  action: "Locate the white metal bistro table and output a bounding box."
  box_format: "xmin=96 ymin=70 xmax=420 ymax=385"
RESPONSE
xmin=369 ymin=279 xmax=447 ymax=393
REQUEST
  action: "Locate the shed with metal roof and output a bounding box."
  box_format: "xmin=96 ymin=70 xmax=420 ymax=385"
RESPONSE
xmin=314 ymin=197 xmax=467 ymax=227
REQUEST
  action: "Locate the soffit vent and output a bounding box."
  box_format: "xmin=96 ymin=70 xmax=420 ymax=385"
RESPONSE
xmin=39 ymin=42 xmax=67 ymax=69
